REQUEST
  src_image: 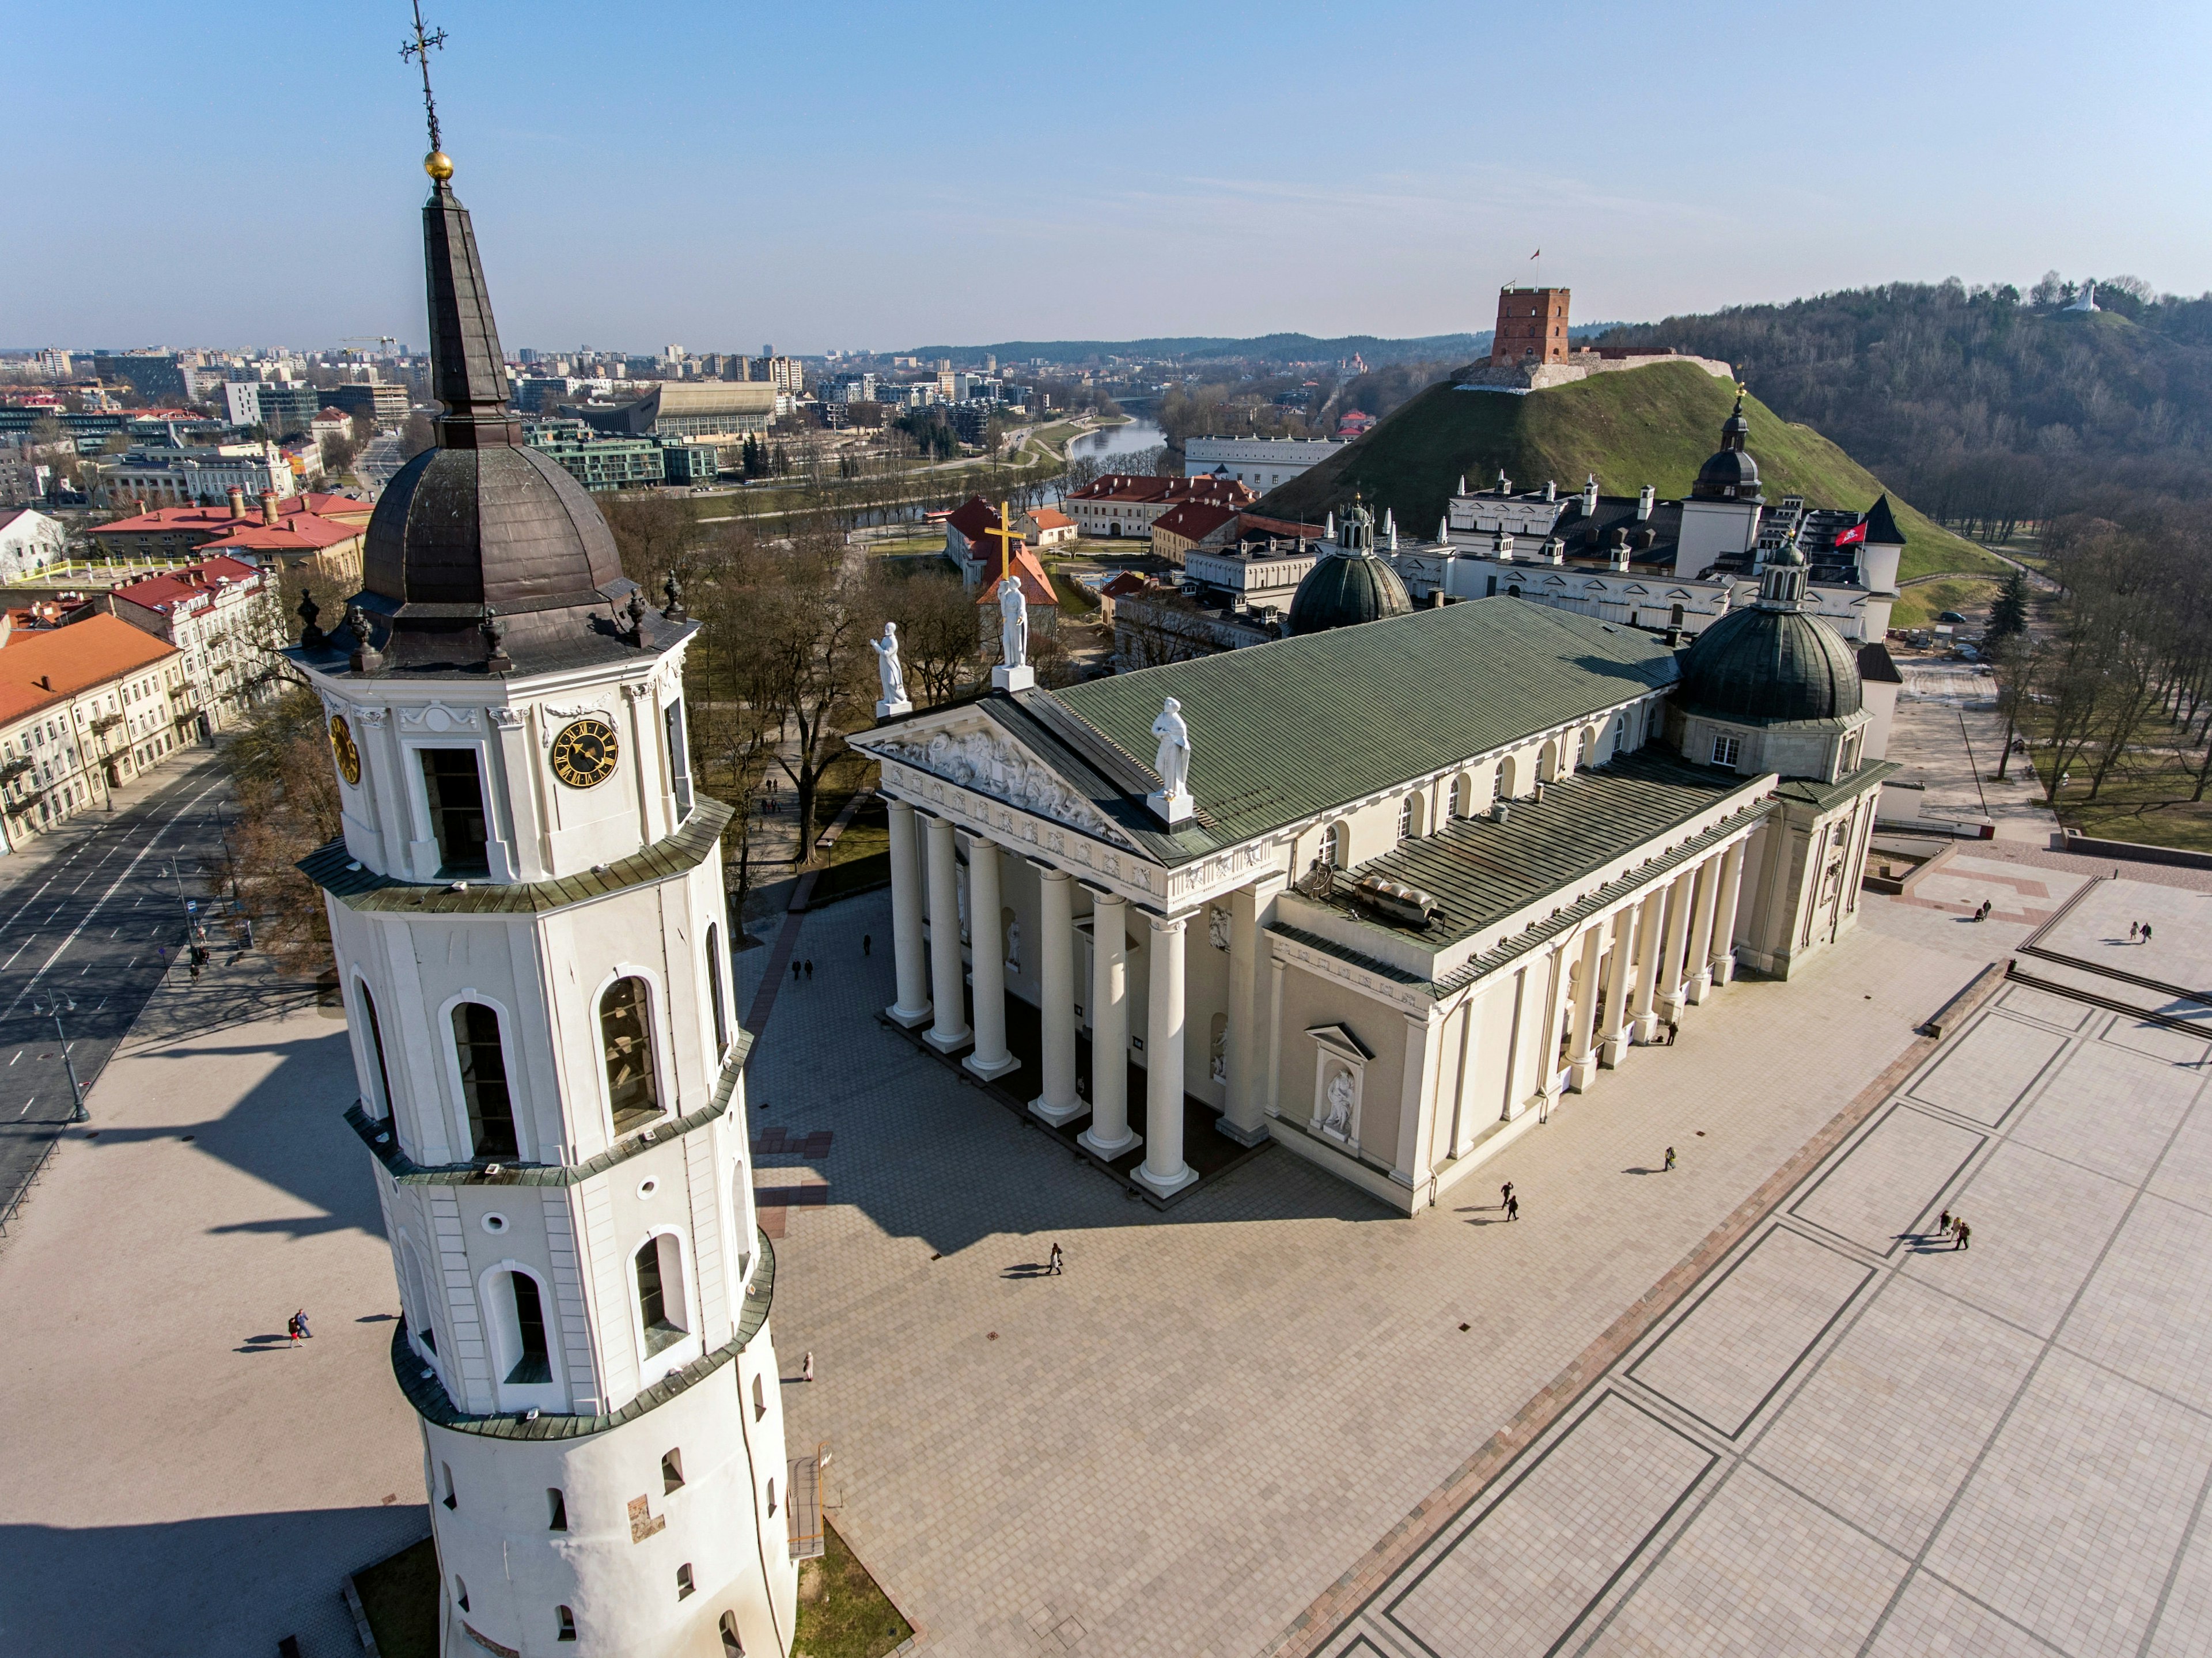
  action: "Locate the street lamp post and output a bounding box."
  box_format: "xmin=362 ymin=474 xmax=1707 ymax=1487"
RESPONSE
xmin=35 ymin=993 xmax=86 ymax=1123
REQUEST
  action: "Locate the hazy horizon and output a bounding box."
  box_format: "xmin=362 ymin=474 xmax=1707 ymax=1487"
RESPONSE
xmin=7 ymin=0 xmax=2207 ymax=356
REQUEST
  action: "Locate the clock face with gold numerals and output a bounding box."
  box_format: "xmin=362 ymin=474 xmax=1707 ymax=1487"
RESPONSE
xmin=328 ymin=714 xmax=362 ymax=785
xmin=550 ymin=717 xmax=620 ymax=789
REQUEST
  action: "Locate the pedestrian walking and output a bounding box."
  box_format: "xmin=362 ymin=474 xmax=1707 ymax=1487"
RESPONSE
xmin=2143 ymin=923 xmax=2154 ymax=945
xmin=801 ymin=1351 xmax=814 ymax=1383
xmin=1664 ymin=1146 xmax=1676 ymax=1172
xmin=1665 ymin=1020 xmax=1680 ymax=1046
xmin=1506 ymin=1194 xmax=1520 ymax=1222
xmin=1938 ymin=1208 xmax=1951 ymax=1237
xmin=189 ymin=960 xmax=200 ymax=981
xmin=791 ymin=960 xmax=801 ymax=982
xmin=1047 ymin=1241 xmax=1063 ymax=1276
xmin=294 ymin=1309 xmax=312 ymax=1339
xmin=862 ymin=934 xmax=872 ymax=957
xmin=1954 ymin=1220 xmax=1969 ymax=1251
xmin=2130 ymin=922 xmax=2141 ymax=941
xmin=1500 ymin=1180 xmax=1514 ymax=1210
xmin=804 ymin=959 xmax=813 ymax=980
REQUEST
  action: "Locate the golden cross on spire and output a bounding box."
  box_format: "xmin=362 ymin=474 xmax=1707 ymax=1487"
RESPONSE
xmin=982 ymin=499 xmax=1024 ymax=580
xmin=400 ymin=0 xmax=449 ymax=172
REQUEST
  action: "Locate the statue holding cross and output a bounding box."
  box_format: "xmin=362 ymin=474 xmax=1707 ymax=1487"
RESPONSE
xmin=984 ymin=501 xmax=1037 ymax=691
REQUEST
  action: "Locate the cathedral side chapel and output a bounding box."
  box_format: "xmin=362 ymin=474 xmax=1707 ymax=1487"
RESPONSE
xmin=852 ymin=525 xmax=1894 ymax=1212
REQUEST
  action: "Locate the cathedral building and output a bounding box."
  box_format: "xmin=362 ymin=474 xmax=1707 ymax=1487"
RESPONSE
xmin=853 ymin=521 xmax=1892 ymax=1215
xmin=288 ymin=141 xmax=797 ymax=1656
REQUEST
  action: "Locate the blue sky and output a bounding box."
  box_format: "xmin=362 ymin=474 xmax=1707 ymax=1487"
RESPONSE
xmin=9 ymin=1 xmax=2209 ymax=354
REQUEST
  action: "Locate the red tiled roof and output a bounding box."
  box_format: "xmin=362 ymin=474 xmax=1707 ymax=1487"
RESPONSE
xmin=1027 ymin=506 xmax=1072 ymax=531
xmin=1067 ymin=474 xmax=1257 ymax=508
xmin=945 ymin=495 xmax=1003 ymax=540
xmin=1099 ymin=571 xmax=1151 ymax=599
xmin=112 ymin=557 xmax=264 ymax=614
xmin=1237 ymin=513 xmax=1327 ymax=539
xmin=974 ymin=540 xmax=1059 ymax=607
xmin=196 ymin=516 xmax=362 ymax=554
xmin=0 ymin=613 xmax=177 ymax=699
xmin=1151 ymin=501 xmax=1241 ymax=542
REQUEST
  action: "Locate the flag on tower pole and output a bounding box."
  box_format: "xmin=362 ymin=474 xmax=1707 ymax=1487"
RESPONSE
xmin=1834 ymin=521 xmax=1868 ymax=548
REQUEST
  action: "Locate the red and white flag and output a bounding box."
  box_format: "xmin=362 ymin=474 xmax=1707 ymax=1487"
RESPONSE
xmin=1834 ymin=521 xmax=1868 ymax=548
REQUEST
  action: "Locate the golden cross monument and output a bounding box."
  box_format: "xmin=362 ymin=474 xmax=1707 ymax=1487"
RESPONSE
xmin=981 ymin=499 xmax=1024 ymax=581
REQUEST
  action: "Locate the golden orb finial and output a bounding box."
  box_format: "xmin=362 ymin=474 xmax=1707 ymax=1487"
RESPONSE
xmin=425 ymin=150 xmax=454 ymax=180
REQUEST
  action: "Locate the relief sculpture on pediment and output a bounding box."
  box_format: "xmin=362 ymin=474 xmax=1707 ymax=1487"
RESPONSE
xmin=879 ymin=726 xmax=1116 ymax=841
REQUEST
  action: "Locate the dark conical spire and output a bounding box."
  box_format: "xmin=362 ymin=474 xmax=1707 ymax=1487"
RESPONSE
xmin=423 ymin=177 xmax=520 ymax=449
xmin=1720 ymin=391 xmax=1750 ymax=451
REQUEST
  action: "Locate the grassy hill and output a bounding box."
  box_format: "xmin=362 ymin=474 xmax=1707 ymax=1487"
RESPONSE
xmin=1255 ymin=360 xmax=1999 ymax=582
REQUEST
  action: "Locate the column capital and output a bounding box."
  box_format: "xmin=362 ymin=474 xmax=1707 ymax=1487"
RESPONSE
xmin=1146 ymin=911 xmax=1188 ymax=936
xmin=1029 ymin=858 xmax=1070 ymax=880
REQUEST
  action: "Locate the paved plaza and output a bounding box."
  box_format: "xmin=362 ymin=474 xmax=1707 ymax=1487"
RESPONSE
xmin=1308 ymin=897 xmax=2212 ymax=1658
xmin=0 ymin=982 xmax=425 ymax=1658
xmin=741 ymin=877 xmax=2042 ymax=1657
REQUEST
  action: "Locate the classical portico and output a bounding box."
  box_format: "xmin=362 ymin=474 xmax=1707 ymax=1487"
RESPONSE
xmin=846 ymin=593 xmax=1887 ymax=1215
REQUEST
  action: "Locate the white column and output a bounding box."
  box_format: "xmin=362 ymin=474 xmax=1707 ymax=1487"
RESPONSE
xmin=1077 ymin=893 xmax=1138 ymax=1158
xmin=1263 ymin=955 xmax=1285 ymax=1121
xmin=1709 ymin=841 xmax=1749 ymax=987
xmin=1221 ymin=879 xmax=1275 ymax=1145
xmin=1685 ymin=856 xmax=1722 ymax=1005
xmin=885 ymin=800 xmax=931 ymax=1027
xmin=1631 ymin=885 xmax=1666 ymax=1044
xmin=1600 ymin=902 xmax=1638 ymax=1066
xmin=1135 ymin=914 xmax=1195 ymax=1197
xmin=923 ymin=814 xmax=970 ymax=1053
xmin=1536 ymin=938 xmax=1571 ymax=1110
xmin=962 ymin=836 xmax=1017 ymax=1080
xmin=1029 ymin=866 xmax=1081 ymax=1123
xmin=1657 ymin=869 xmax=1695 ymax=1023
xmin=1566 ymin=925 xmax=1605 ymax=1092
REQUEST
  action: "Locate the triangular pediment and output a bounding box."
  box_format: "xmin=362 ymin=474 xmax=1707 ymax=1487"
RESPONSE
xmin=852 ymin=706 xmax=1137 ymax=850
xmin=1622 ymin=582 xmax=1650 ymax=596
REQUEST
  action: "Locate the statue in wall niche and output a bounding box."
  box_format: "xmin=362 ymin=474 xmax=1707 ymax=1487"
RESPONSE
xmin=1321 ymin=1068 xmax=1355 ymax=1140
xmin=997 ymin=576 xmax=1028 ymax=670
xmin=956 ymin=869 xmax=970 ymax=941
xmin=872 ymin=622 xmax=908 ymax=706
xmin=1209 ymin=906 xmax=1231 ymax=951
xmin=1152 ymin=696 xmax=1191 ymax=800
xmin=1005 ymin=915 xmax=1021 ymax=972
xmin=1209 ymin=1016 xmax=1228 ymax=1085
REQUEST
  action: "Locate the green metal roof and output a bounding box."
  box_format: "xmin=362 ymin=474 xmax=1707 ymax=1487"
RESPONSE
xmin=1052 ymin=597 xmax=1683 ymax=851
xmin=1774 ymin=758 xmax=1900 ymax=813
xmin=1313 ymin=748 xmax=1772 ymax=951
xmin=300 ymin=797 xmax=733 ymax=915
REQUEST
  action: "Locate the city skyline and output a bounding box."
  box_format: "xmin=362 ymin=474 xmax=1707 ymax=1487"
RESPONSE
xmin=6 ymin=0 xmax=2209 ymax=354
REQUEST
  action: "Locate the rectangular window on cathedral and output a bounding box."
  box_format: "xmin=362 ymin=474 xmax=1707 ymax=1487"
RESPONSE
xmin=419 ymin=748 xmax=490 ymax=877
xmin=1711 ymin=735 xmax=1741 ymax=768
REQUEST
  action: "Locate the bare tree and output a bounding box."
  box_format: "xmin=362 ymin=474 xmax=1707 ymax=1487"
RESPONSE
xmin=877 ymin=567 xmax=979 ymax=706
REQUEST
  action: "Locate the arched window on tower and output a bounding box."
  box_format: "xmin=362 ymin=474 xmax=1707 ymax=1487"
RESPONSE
xmin=493 ymin=1269 xmax=552 ymax=1385
xmin=451 ymin=1002 xmax=517 ymax=1160
xmin=1320 ymin=823 xmax=1342 ymax=869
xmin=635 ymin=1235 xmax=690 ymax=1357
xmin=355 ymin=982 xmax=394 ymax=1119
xmin=704 ymin=925 xmax=728 ymax=1054
xmin=600 ymin=977 xmax=661 ymax=1133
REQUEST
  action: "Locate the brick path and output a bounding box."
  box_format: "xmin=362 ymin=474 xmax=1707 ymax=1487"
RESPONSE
xmin=738 ymin=889 xmax=2006 ymax=1656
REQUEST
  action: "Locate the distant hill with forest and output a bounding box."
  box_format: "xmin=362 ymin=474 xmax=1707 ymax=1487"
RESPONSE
xmin=898 ymin=332 xmax=1489 ymax=367
xmin=1253 ymin=359 xmax=1994 ymax=586
xmin=1591 ymin=278 xmax=2212 ymax=529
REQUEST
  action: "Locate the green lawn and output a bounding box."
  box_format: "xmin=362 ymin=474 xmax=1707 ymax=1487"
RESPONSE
xmin=795 ymin=1521 xmax=915 ymax=1658
xmin=1257 ymin=360 xmax=1991 ymax=582
xmin=1890 ymin=576 xmax=2001 ymax=629
xmin=2016 ymin=707 xmax=2212 ymax=853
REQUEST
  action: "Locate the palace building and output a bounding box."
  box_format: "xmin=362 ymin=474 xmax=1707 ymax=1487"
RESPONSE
xmin=287 ymin=139 xmax=798 ymax=1656
xmin=852 ymin=525 xmax=1892 ymax=1214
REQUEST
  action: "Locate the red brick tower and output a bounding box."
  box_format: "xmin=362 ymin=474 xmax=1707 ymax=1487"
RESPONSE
xmin=1490 ymin=286 xmax=1571 ymax=365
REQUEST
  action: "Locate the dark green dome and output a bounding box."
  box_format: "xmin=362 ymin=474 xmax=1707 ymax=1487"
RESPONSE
xmin=1288 ymin=551 xmax=1412 ymax=635
xmin=1680 ymin=604 xmax=1862 ymax=722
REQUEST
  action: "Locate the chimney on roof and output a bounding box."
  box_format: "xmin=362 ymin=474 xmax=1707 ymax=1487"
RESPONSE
xmin=259 ymin=490 xmax=279 ymax=527
xmin=1637 ymin=485 xmax=1655 ymax=521
xmin=228 ymin=485 xmax=247 ymax=520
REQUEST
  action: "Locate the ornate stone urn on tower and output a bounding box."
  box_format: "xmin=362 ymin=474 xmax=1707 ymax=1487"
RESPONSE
xmin=288 ymin=37 xmax=798 ymax=1654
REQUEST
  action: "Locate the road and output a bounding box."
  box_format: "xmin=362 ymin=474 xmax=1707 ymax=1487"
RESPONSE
xmin=0 ymin=756 xmax=236 ymax=1229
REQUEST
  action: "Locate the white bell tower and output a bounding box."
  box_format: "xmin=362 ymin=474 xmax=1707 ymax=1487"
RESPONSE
xmin=290 ymin=105 xmax=797 ymax=1657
